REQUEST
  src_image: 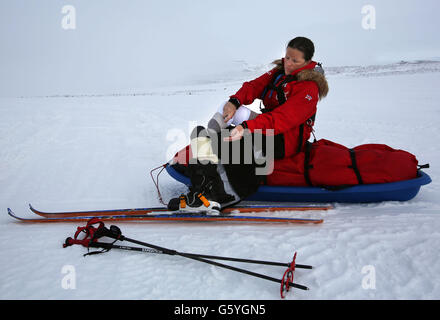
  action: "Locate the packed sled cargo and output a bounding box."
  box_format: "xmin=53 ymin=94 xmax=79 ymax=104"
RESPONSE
xmin=165 ymin=139 xmax=431 ymax=203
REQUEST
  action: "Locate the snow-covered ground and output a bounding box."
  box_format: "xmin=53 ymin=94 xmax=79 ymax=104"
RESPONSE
xmin=0 ymin=60 xmax=439 ymax=300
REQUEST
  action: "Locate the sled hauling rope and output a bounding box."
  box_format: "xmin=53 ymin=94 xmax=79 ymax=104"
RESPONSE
xmin=149 ymin=164 xmax=167 ymax=205
xmin=63 ymin=218 xmax=312 ymax=298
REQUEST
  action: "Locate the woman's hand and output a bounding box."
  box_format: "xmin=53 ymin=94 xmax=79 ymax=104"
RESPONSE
xmin=222 ymin=102 xmax=237 ymax=123
xmin=223 ymin=125 xmax=244 ymax=142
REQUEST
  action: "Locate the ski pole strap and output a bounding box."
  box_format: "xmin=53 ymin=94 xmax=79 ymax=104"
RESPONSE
xmin=84 ymin=225 xmax=124 ymax=256
xmin=83 ymin=239 xmax=119 ymax=257
xmin=63 ymin=218 xmax=121 ymax=249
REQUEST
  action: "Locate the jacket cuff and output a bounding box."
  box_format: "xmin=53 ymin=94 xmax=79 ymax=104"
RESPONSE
xmin=241 ymin=120 xmax=255 ymax=132
xmin=228 ymin=97 xmax=241 ymax=109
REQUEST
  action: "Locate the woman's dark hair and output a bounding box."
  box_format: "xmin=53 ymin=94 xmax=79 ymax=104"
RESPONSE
xmin=287 ymin=37 xmax=315 ymax=61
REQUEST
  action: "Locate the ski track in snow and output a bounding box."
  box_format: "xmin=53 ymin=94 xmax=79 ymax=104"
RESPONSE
xmin=0 ymin=60 xmax=439 ymax=299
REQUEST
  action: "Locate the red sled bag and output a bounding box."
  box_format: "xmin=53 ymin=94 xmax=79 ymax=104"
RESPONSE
xmin=168 ymin=139 xmax=421 ymax=190
xmin=303 ymin=139 xmax=419 ymax=188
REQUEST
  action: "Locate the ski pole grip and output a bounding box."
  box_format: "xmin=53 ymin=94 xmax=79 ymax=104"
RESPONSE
xmin=63 ymin=237 xmax=90 ymax=248
xmin=63 ymin=237 xmax=74 ymax=248
xmin=109 ymin=225 xmax=123 ymax=239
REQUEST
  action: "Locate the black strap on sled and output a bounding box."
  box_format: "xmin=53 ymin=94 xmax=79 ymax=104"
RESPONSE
xmin=303 ymin=143 xmax=365 ymax=190
xmin=348 ymin=149 xmax=364 ymax=185
xmin=297 ymin=114 xmax=316 ymax=153
xmin=303 ymin=142 xmax=313 ymax=187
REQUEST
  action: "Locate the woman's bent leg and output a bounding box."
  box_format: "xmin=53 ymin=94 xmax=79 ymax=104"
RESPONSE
xmin=207 ymin=101 xmax=257 ymax=132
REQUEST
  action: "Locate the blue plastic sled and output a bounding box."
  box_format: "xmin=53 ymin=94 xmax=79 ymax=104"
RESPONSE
xmin=165 ymin=164 xmax=432 ymax=203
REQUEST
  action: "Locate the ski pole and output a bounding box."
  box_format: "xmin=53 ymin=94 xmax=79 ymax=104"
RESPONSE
xmin=63 ymin=218 xmax=311 ymax=295
xmin=89 ymin=241 xmax=310 ymax=292
xmin=88 ymin=241 xmax=313 ymax=269
xmin=105 ymin=232 xmax=310 ymax=291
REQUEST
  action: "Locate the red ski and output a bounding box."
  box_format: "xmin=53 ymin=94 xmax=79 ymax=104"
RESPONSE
xmin=28 ymin=203 xmax=332 ymax=219
xmin=8 ymin=208 xmax=324 ymax=224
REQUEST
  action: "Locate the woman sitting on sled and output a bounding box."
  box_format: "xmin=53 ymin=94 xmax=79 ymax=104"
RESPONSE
xmin=168 ymin=36 xmax=329 ymax=213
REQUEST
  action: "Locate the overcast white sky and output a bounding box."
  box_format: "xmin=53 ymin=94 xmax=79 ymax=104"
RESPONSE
xmin=1 ymin=0 xmax=439 ymax=97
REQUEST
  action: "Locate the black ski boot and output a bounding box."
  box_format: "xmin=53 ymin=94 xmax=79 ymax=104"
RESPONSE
xmin=167 ymin=163 xmax=236 ymax=215
xmin=168 ymin=126 xmax=236 ymax=215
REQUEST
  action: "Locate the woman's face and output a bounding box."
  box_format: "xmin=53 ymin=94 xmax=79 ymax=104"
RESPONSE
xmin=284 ymin=47 xmax=309 ymax=74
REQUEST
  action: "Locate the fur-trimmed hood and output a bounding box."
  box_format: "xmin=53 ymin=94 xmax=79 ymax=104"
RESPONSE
xmin=272 ymin=59 xmax=329 ymax=100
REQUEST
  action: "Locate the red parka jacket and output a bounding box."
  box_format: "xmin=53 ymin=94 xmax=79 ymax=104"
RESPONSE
xmin=230 ymin=59 xmax=329 ymax=158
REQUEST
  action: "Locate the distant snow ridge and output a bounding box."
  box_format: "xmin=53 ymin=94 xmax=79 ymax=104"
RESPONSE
xmin=325 ymin=60 xmax=440 ymax=78
xmin=237 ymin=59 xmax=440 ymax=79
xmin=25 ymin=59 xmax=440 ymax=99
xmin=34 ymin=88 xmax=219 ymax=99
